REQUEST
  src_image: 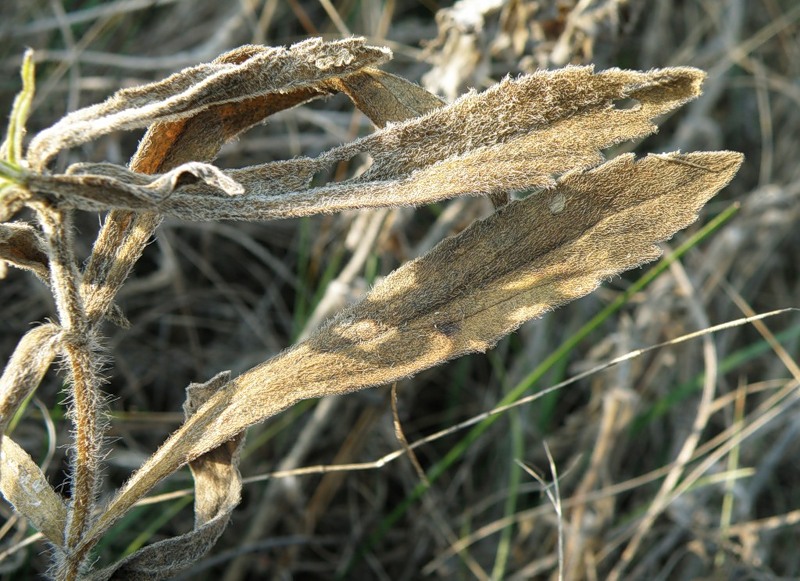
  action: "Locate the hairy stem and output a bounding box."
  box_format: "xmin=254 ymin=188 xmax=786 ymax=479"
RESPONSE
xmin=35 ymin=204 xmax=102 ymax=578
xmin=61 ymin=341 xmax=102 ymax=579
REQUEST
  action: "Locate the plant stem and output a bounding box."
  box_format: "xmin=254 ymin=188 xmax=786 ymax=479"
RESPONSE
xmin=35 ymin=203 xmax=103 ymax=577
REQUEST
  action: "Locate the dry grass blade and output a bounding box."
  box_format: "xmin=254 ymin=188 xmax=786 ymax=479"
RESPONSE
xmin=26 ymin=37 xmax=392 ymax=170
xmin=31 ymin=66 xmax=708 ymax=220
xmin=79 ymin=150 xmax=742 ymax=548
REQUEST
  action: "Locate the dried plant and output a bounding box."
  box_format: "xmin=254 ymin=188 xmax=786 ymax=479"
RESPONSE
xmin=0 ymin=36 xmax=742 ymax=579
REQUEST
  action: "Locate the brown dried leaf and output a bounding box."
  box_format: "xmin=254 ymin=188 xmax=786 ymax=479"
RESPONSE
xmin=78 ymin=85 xmax=251 ymax=328
xmin=73 ymin=38 xmax=409 ymax=329
xmin=79 ymin=151 xmax=742 ymax=547
xmin=36 ymin=67 xmax=707 ymax=220
xmin=129 ymin=43 xmax=336 ymax=175
xmin=0 ymin=325 xmax=62 ymax=526
xmin=0 ymin=222 xmax=49 ymax=281
xmin=88 ymin=372 xmax=243 ymax=580
xmin=0 ymin=324 xmax=60 ymax=438
xmin=0 ymin=436 xmax=67 ymax=546
xmin=327 ymin=67 xmax=445 ymax=127
xmin=26 ymin=38 xmax=391 ymax=170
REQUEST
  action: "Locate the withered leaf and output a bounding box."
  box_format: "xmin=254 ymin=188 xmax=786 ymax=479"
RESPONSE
xmin=77 ymin=41 xmax=294 ymax=327
xmin=35 ymin=67 xmax=708 ymax=219
xmin=0 ymin=222 xmax=49 ymax=281
xmin=129 ymin=43 xmax=339 ymax=175
xmin=79 ymin=151 xmax=743 ymax=546
xmin=56 ymin=38 xmax=432 ymax=329
xmin=37 ymin=161 xmax=244 ymax=200
xmin=26 ymin=37 xmax=392 ymax=170
xmin=0 ymin=324 xmax=60 ymax=438
xmin=0 ymin=435 xmax=67 ymax=546
xmin=327 ymin=67 xmax=446 ymax=128
xmin=88 ymin=372 xmax=243 ymax=580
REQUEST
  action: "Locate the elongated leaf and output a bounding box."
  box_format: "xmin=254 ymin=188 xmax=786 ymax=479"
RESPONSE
xmin=26 ymin=38 xmax=392 ymax=170
xmin=44 ymin=39 xmax=440 ymax=330
xmin=30 ymin=67 xmax=707 ymax=220
xmin=78 ymin=151 xmax=743 ymax=549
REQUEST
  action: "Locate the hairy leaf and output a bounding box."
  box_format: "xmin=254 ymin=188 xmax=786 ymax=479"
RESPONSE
xmin=74 ymin=36 xmax=347 ymax=327
xmin=79 ymin=151 xmax=743 ymax=547
xmin=69 ymin=39 xmax=439 ymax=330
xmin=0 ymin=50 xmax=35 ymax=166
xmin=0 ymin=325 xmax=62 ymax=542
xmin=30 ymin=67 xmax=707 ymax=220
xmin=0 ymin=222 xmax=49 ymax=281
xmin=0 ymin=436 xmax=67 ymax=546
xmin=26 ymin=38 xmax=392 ymax=170
xmin=0 ymin=324 xmax=60 ymax=438
xmin=88 ymin=372 xmax=244 ymax=580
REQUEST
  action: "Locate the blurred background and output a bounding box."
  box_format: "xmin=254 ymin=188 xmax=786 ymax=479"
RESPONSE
xmin=1 ymin=1 xmax=799 ymax=579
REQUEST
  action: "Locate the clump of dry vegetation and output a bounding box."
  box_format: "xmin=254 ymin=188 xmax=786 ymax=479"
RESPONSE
xmin=0 ymin=1 xmax=798 ymax=580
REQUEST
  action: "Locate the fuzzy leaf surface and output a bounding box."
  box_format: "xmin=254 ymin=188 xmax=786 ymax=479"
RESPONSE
xmin=33 ymin=67 xmax=707 ymax=219
xmin=0 ymin=436 xmax=67 ymax=546
xmin=80 ymin=150 xmax=743 ymax=547
xmin=26 ymin=37 xmax=392 ymax=170
xmin=88 ymin=372 xmax=244 ymax=580
xmin=0 ymin=222 xmax=49 ymax=281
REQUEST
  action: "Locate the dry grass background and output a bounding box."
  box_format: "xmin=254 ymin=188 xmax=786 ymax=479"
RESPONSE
xmin=1 ymin=0 xmax=799 ymax=579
